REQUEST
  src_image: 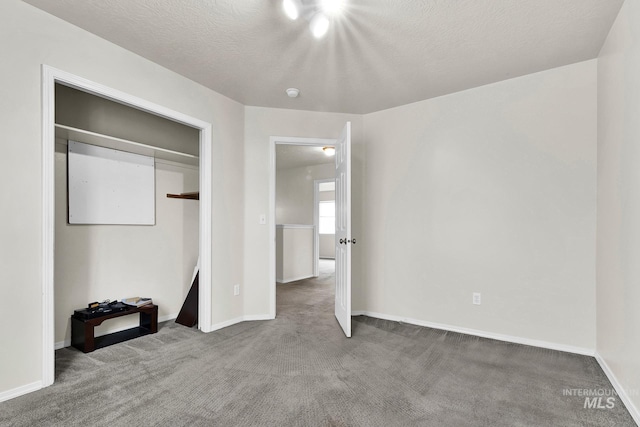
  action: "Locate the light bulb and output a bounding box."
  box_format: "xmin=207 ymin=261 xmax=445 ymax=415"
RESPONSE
xmin=282 ymin=0 xmax=300 ymax=20
xmin=320 ymin=0 xmax=345 ymax=16
xmin=323 ymin=147 xmax=335 ymax=156
xmin=310 ymin=13 xmax=330 ymax=38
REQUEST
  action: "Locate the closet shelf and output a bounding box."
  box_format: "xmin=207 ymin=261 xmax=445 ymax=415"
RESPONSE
xmin=167 ymin=192 xmax=199 ymax=200
xmin=55 ymin=124 xmax=199 ymax=166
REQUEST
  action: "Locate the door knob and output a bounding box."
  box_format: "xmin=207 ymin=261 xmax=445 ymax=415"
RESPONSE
xmin=339 ymin=238 xmax=345 ymax=244
xmin=352 ymin=238 xmax=356 ymax=244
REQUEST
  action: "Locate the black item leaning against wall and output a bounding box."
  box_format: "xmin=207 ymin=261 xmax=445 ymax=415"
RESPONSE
xmin=175 ymin=271 xmax=199 ymax=327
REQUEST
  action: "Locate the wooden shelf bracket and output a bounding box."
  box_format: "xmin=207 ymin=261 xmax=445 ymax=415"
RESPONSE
xmin=166 ymin=192 xmax=199 ymax=200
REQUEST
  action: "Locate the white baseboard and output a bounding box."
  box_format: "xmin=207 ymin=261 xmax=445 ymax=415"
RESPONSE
xmin=276 ymin=274 xmax=314 ymax=284
xmin=595 ymin=352 xmax=640 ymax=425
xmin=0 ymin=381 xmax=42 ymax=403
xmin=209 ymin=316 xmax=245 ymax=331
xmin=242 ymin=314 xmax=274 ymax=322
xmin=54 ymin=312 xmax=178 ymax=350
xmin=55 ymin=339 xmax=71 ymax=351
xmin=158 ymin=312 xmax=179 ymax=323
xmin=352 ymin=310 xmax=595 ymax=356
xmin=209 ymin=314 xmax=274 ymax=332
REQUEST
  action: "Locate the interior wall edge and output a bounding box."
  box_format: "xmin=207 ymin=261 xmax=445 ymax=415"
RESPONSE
xmin=595 ymin=0 xmax=640 ymax=419
xmin=0 ymin=381 xmax=43 ymax=404
xmin=595 ymin=353 xmax=640 ymax=425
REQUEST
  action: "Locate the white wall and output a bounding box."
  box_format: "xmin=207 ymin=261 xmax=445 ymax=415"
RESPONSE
xmin=276 ymin=163 xmax=336 ymax=261
xmin=55 ymin=147 xmax=199 ymax=345
xmin=275 ymin=163 xmax=335 ymax=278
xmin=276 ymin=163 xmax=334 ymax=224
xmin=362 ymin=60 xmax=597 ymax=350
xmin=276 ymin=225 xmax=315 ymax=283
xmin=0 ymin=0 xmax=244 ymax=398
xmin=597 ymin=0 xmax=640 ymax=418
xmin=319 ymin=235 xmax=335 ymax=259
xmin=318 ymin=189 xmax=335 ymax=259
xmin=244 ymin=107 xmax=363 ymax=317
xmin=276 ymin=162 xmax=336 ymax=276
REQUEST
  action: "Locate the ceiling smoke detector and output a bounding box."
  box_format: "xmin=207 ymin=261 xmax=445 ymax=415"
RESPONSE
xmin=286 ymin=88 xmax=300 ymax=98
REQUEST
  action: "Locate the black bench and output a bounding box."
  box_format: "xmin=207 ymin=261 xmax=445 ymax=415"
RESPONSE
xmin=71 ymin=304 xmax=158 ymax=353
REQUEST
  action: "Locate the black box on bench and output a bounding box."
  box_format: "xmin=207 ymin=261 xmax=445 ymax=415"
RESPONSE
xmin=73 ymin=302 xmax=128 ymax=320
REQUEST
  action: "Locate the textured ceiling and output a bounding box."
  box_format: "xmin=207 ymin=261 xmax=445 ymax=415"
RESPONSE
xmin=276 ymin=145 xmax=334 ymax=170
xmin=24 ymin=0 xmax=624 ymax=114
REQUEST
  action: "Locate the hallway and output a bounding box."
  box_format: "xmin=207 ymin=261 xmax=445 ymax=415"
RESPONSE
xmin=276 ymin=259 xmax=335 ymax=320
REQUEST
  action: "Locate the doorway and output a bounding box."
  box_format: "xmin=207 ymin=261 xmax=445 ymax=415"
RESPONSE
xmin=269 ymin=137 xmax=336 ymax=319
xmin=41 ymin=66 xmax=213 ymax=387
xmin=274 ymin=146 xmax=336 ymax=289
xmin=269 ymin=123 xmax=352 ymax=337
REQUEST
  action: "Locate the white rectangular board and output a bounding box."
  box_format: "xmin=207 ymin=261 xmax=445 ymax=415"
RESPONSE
xmin=68 ymin=140 xmax=155 ymax=225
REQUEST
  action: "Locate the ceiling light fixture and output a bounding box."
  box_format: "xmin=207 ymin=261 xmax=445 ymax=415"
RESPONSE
xmin=323 ymin=146 xmax=335 ymax=156
xmin=310 ymin=13 xmax=330 ymax=39
xmin=282 ymin=0 xmax=301 ymax=20
xmin=320 ymin=0 xmax=345 ymax=16
xmin=281 ymin=0 xmax=345 ymax=39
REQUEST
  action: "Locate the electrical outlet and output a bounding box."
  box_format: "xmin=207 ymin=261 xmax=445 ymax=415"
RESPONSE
xmin=473 ymin=292 xmax=481 ymax=305
xmin=234 ymin=284 xmax=240 ymax=296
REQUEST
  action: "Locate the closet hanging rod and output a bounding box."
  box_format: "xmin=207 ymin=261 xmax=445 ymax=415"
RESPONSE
xmin=54 ymin=124 xmax=199 ymax=163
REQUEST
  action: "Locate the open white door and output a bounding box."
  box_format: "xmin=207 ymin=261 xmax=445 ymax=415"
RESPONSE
xmin=335 ymin=122 xmax=352 ymax=337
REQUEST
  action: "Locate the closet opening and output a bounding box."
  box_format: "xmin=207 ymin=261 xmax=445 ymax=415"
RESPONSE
xmin=53 ymin=83 xmax=200 ymax=348
xmin=41 ymin=66 xmax=213 ymax=387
